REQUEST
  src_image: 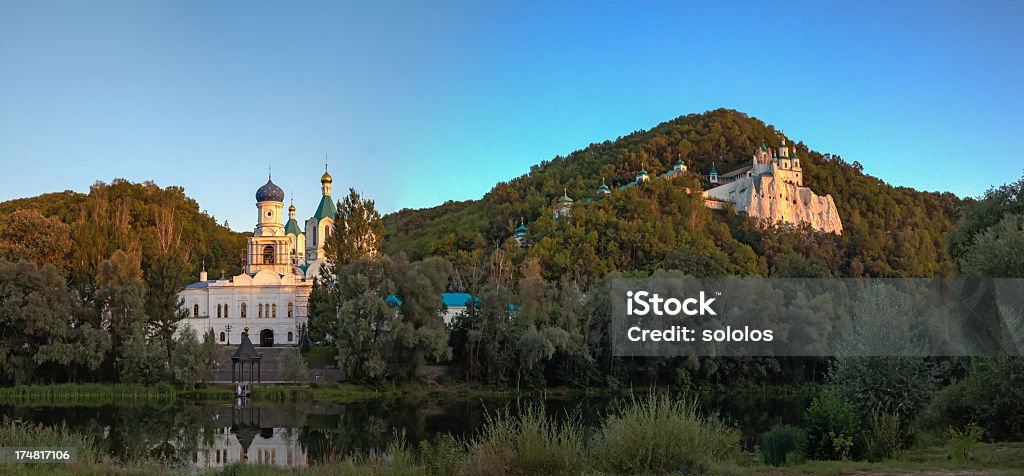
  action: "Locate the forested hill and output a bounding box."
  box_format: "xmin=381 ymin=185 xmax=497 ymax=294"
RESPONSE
xmin=0 ymin=179 xmax=247 ymax=287
xmin=383 ymin=109 xmax=962 ymax=279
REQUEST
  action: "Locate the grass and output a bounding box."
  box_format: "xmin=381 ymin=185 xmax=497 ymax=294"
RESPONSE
xmin=591 ymin=394 xmax=742 ymax=474
xmin=711 ymin=442 xmax=1024 ymax=475
xmin=0 ymin=417 xmax=173 ymax=475
xmin=0 ymin=383 xmax=177 ymax=405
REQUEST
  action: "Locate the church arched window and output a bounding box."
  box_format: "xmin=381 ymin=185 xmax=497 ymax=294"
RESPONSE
xmin=263 ymin=245 xmax=275 ymax=264
xmin=241 ymin=303 xmax=247 ymax=318
xmin=288 ymin=302 xmax=294 ymax=318
xmin=217 ymin=304 xmax=222 ymax=318
xmin=224 ymin=304 xmax=229 ymax=317
xmin=259 ymin=303 xmax=264 ymax=318
xmin=272 ymin=303 xmax=277 ymax=318
xmin=220 ymin=332 xmax=226 ymax=343
xmin=193 ymin=304 xmax=199 ymax=317
xmin=287 ymin=331 xmax=293 ymax=342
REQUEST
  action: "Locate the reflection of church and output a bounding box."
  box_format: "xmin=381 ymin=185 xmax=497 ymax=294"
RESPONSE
xmin=191 ymin=405 xmax=307 ymax=469
xmin=177 ymin=165 xmax=339 ymax=346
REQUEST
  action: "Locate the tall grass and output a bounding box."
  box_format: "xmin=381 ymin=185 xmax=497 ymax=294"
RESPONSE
xmin=591 ymin=394 xmax=742 ymax=474
xmin=0 ymin=418 xmax=100 ymax=464
xmin=463 ymin=406 xmax=587 ymax=476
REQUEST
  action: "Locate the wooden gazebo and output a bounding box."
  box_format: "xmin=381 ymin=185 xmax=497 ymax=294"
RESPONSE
xmin=231 ymin=332 xmax=262 ymax=384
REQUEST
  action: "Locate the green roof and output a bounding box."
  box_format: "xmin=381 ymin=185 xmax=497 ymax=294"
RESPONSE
xmin=285 ymin=218 xmax=302 ymax=235
xmin=314 ymin=195 xmax=337 ymax=220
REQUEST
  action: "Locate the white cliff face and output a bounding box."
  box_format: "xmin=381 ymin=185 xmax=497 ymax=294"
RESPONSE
xmin=704 ymin=173 xmax=843 ymax=234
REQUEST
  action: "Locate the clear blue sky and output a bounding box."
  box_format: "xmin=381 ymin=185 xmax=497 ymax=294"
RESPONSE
xmin=1 ymin=1 xmax=1021 ymax=231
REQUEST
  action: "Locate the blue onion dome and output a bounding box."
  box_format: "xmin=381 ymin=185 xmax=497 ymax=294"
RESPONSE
xmin=256 ymin=177 xmax=285 ymax=202
xmin=675 ymin=159 xmax=685 ymax=166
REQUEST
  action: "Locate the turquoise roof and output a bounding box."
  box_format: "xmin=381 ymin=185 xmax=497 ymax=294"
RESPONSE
xmin=385 ymin=294 xmax=403 ymax=307
xmin=284 ymin=218 xmax=302 ymax=235
xmin=515 ymin=223 xmax=527 ymax=233
xmin=442 ymin=292 xmax=480 ymax=308
xmin=710 ymin=165 xmax=718 ymax=174
xmin=314 ymin=195 xmax=337 ymax=220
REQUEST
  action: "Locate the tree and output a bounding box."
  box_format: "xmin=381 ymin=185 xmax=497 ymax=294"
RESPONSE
xmin=0 ymin=209 xmax=72 ymax=273
xmin=172 ymin=326 xmax=204 ymax=389
xmin=306 ymin=277 xmax=337 ymax=343
xmin=323 ymin=188 xmax=384 ymax=275
xmin=95 ymin=250 xmax=153 ymax=381
xmin=959 ymin=214 xmax=1024 ymax=278
xmin=333 ymin=256 xmax=452 ymax=382
xmin=279 ymin=348 xmax=308 ymax=383
xmin=0 ymin=261 xmax=73 ymax=384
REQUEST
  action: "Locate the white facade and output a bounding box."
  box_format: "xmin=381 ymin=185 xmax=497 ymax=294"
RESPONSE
xmin=703 ymin=142 xmax=843 ymax=234
xmin=178 ymin=166 xmax=339 ymax=346
xmin=191 ymin=427 xmax=307 ymax=469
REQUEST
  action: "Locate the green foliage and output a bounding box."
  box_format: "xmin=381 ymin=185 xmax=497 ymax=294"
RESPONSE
xmin=927 ymin=358 xmax=1024 ymax=441
xmin=0 ymin=260 xmax=108 ymax=385
xmin=331 ymin=256 xmax=452 ymax=382
xmin=958 ymin=213 xmax=1024 ymax=277
xmin=464 ymin=406 xmax=586 ymax=476
xmin=946 ymin=422 xmax=984 ymax=462
xmin=304 ymin=345 xmax=338 ymax=367
xmin=383 ymin=109 xmax=959 ymax=280
xmin=591 ymin=394 xmax=741 ymax=474
xmin=418 ymin=434 xmax=465 ymax=476
xmin=323 ymin=188 xmax=385 ymax=274
xmin=949 ymin=176 xmax=1024 ymax=264
xmin=862 ymin=410 xmax=903 ymax=462
xmin=171 ymin=326 xmax=204 ymax=389
xmin=829 ymin=357 xmax=936 ymax=424
xmin=804 ymin=390 xmax=860 ymax=460
xmin=0 ymin=179 xmax=246 ymax=287
xmin=279 ymin=348 xmax=309 ymax=383
xmin=0 ymin=419 xmax=100 ymax=465
xmin=0 ymin=209 xmax=72 ymax=272
xmin=760 ymin=424 xmax=807 ymax=466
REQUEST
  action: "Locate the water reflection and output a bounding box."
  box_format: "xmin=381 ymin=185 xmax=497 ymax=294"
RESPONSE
xmin=0 ymin=390 xmax=810 ymax=468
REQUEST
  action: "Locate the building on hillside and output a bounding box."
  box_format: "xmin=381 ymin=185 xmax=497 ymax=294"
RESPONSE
xmin=513 ymin=220 xmax=529 ymax=247
xmin=553 ymin=189 xmax=573 ymax=220
xmin=547 ymin=139 xmax=842 ymax=234
xmin=702 ymin=141 xmax=843 ymax=233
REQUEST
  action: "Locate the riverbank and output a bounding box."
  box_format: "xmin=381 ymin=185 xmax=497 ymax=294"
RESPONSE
xmin=0 ymin=381 xmax=731 ymax=406
xmin=2 ymin=399 xmax=1021 ymax=476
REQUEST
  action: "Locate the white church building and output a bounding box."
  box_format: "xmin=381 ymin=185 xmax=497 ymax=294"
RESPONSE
xmin=177 ymin=166 xmax=338 ymax=347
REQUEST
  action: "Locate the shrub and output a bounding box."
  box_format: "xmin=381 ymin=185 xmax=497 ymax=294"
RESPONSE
xmin=927 ymin=358 xmax=1024 ymax=440
xmin=419 ymin=434 xmax=465 ymax=476
xmin=829 ymin=357 xmax=936 ymax=423
xmin=804 ymin=390 xmax=859 ymax=460
xmin=591 ymin=394 xmax=741 ymax=474
xmin=760 ymin=424 xmax=806 ymax=466
xmin=862 ymin=410 xmax=902 ymax=462
xmin=946 ymin=422 xmax=984 ymax=462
